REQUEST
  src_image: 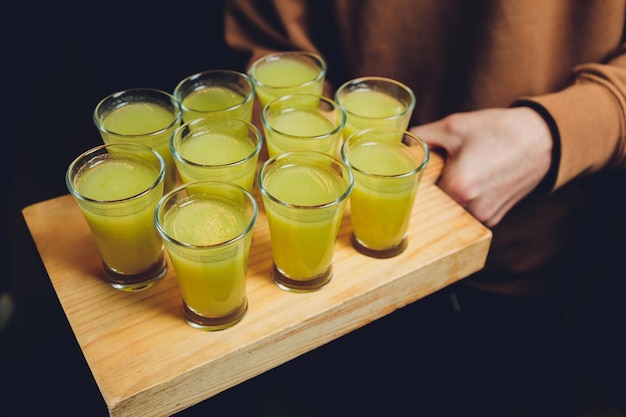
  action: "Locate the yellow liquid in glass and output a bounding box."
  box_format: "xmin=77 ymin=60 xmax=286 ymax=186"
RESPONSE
xmin=75 ymin=157 xmax=164 ymax=274
xmin=176 ymin=131 xmax=258 ymax=191
xmin=101 ymin=102 xmax=179 ymax=191
xmin=348 ymin=142 xmax=419 ymax=250
xmin=340 ymin=89 xmax=407 ymax=138
xmin=253 ymin=59 xmax=323 ymax=106
xmin=263 ymin=164 xmax=347 ymax=279
xmin=162 ymin=197 xmax=250 ymax=317
xmin=181 ymin=86 xmax=252 ymax=123
xmin=266 ymin=109 xmax=338 ymax=157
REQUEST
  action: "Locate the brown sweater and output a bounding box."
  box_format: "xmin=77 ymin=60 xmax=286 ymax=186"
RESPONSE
xmin=225 ymin=0 xmax=626 ymax=296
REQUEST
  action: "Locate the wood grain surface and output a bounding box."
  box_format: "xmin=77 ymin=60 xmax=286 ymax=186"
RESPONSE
xmin=22 ymin=152 xmax=491 ymax=417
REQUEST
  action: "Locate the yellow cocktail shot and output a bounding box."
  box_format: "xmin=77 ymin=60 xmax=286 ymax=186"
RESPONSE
xmin=66 ymin=143 xmax=167 ymax=291
xmin=258 ymin=151 xmax=353 ymax=292
xmin=170 ymin=117 xmax=262 ymax=193
xmin=174 ymin=70 xmax=255 ymax=123
xmin=261 ymin=94 xmax=346 ymax=158
xmin=155 ymin=181 xmax=257 ymax=331
xmin=93 ymin=88 xmax=182 ymax=192
xmin=335 ymin=76 xmax=415 ymax=139
xmin=248 ymin=51 xmax=326 ymax=106
xmin=341 ymin=128 xmax=429 ymax=258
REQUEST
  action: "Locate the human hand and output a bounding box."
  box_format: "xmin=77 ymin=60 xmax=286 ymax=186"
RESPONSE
xmin=410 ymin=107 xmax=553 ymax=227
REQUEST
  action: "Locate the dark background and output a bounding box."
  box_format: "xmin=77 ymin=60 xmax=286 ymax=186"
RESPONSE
xmin=2 ymin=2 xmax=625 ymax=417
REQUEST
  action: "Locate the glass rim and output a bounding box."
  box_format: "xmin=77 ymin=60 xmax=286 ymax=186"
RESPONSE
xmin=260 ymin=94 xmax=346 ymax=139
xmin=93 ymin=88 xmax=183 ymax=138
xmin=248 ymin=51 xmax=327 ymax=90
xmin=154 ymin=180 xmax=258 ymax=249
xmin=334 ymin=76 xmax=416 ymax=122
xmin=340 ymin=127 xmax=430 ymax=179
xmin=66 ymin=142 xmax=166 ymax=204
xmin=170 ymin=117 xmax=263 ymax=168
xmin=173 ymin=69 xmax=256 ymax=114
xmin=258 ymin=150 xmax=354 ymax=210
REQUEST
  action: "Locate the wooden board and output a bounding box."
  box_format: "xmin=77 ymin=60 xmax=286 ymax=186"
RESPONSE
xmin=22 ymin=153 xmax=491 ymax=417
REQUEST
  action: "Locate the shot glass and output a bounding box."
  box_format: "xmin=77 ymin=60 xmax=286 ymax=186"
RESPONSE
xmin=66 ymin=143 xmax=167 ymax=291
xmin=258 ymin=151 xmax=353 ymax=292
xmin=335 ymin=76 xmax=416 ymax=139
xmin=248 ymin=51 xmax=327 ymax=107
xmin=170 ymin=117 xmax=263 ymax=193
xmin=340 ymin=128 xmax=430 ymax=258
xmin=155 ymin=181 xmax=258 ymax=331
xmin=261 ymin=94 xmax=346 ymax=158
xmin=173 ymin=69 xmax=255 ymax=123
xmin=93 ymin=88 xmax=182 ymax=192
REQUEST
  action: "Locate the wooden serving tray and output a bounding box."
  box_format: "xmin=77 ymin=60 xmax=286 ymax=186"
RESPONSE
xmin=22 ymin=153 xmax=491 ymax=417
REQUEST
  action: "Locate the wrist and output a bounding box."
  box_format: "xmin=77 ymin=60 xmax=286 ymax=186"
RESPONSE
xmin=512 ymin=101 xmax=560 ymax=194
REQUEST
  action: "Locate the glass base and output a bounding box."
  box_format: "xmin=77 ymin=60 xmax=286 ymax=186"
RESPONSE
xmin=272 ymin=264 xmax=332 ymax=293
xmin=103 ymin=252 xmax=168 ymax=292
xmin=351 ymin=233 xmax=408 ymax=259
xmin=182 ymin=298 xmax=248 ymax=331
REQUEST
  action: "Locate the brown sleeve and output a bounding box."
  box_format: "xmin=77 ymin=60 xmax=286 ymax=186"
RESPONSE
xmin=224 ymin=0 xmax=336 ymax=99
xmin=515 ymin=45 xmax=626 ymax=191
xmin=225 ymin=0 xmax=323 ymax=68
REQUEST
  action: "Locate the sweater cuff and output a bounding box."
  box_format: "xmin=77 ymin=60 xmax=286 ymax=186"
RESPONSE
xmin=510 ymin=100 xmax=560 ymax=194
xmin=513 ymin=81 xmax=624 ymax=191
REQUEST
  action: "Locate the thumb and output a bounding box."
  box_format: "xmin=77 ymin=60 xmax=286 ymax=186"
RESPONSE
xmin=410 ymin=120 xmax=460 ymax=155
